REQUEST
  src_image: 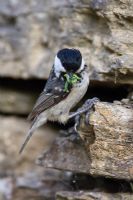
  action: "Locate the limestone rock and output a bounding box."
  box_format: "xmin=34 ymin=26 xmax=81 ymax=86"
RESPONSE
xmin=56 ymin=191 xmax=133 ymax=200
xmin=0 ymin=0 xmax=133 ymax=84
xmin=81 ymin=101 xmax=133 ymax=180
xmin=0 ymin=87 xmax=37 ymax=114
xmin=37 ymin=136 xmax=90 ymax=174
xmin=0 ymin=169 xmax=70 ymax=200
xmin=0 ymin=115 xmax=71 ymax=199
xmin=13 ymin=170 xmax=70 ymax=200
xmin=38 ymin=101 xmax=133 ymax=180
xmin=0 ymin=116 xmax=56 ymax=174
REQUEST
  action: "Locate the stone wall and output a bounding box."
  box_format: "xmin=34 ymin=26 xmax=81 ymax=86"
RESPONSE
xmin=0 ymin=0 xmax=132 ymax=199
xmin=0 ymin=0 xmax=133 ymax=83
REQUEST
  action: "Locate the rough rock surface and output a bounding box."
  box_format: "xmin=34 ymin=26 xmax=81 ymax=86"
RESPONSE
xmin=0 ymin=116 xmax=71 ymax=199
xmin=83 ymin=101 xmax=133 ymax=180
xmin=0 ymin=87 xmax=38 ymax=114
xmin=0 ymin=0 xmax=133 ymax=199
xmin=56 ymin=191 xmax=133 ymax=200
xmin=0 ymin=0 xmax=133 ymax=84
xmin=38 ymin=101 xmax=133 ymax=180
xmin=0 ymin=115 xmax=56 ymax=174
xmin=0 ymin=169 xmax=71 ymax=200
xmin=37 ymin=136 xmax=90 ymax=174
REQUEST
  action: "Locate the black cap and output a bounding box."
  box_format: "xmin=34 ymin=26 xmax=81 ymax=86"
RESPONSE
xmin=57 ymin=48 xmax=82 ymax=72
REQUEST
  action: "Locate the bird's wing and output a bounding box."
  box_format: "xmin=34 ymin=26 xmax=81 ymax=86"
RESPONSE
xmin=28 ymin=91 xmax=67 ymax=121
xmin=28 ymin=69 xmax=70 ymax=122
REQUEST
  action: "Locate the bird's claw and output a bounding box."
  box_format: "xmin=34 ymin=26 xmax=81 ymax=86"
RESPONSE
xmin=83 ymin=97 xmax=99 ymax=108
xmin=65 ymin=97 xmax=99 ymax=142
xmin=83 ymin=97 xmax=99 ymax=125
xmin=74 ymin=97 xmax=100 ymax=126
xmin=85 ymin=111 xmax=91 ymax=126
xmin=75 ymin=114 xmax=81 ymax=129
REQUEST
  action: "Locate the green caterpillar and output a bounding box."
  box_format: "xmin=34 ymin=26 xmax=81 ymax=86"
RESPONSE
xmin=64 ymin=73 xmax=81 ymax=92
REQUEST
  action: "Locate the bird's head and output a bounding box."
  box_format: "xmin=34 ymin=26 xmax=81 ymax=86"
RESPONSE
xmin=54 ymin=48 xmax=86 ymax=78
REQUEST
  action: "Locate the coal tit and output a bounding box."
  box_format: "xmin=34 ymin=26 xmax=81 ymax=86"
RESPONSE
xmin=19 ymin=48 xmax=89 ymax=154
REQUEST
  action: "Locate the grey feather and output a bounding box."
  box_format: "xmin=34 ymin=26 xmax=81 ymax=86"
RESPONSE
xmin=19 ymin=128 xmax=34 ymax=154
xmin=19 ymin=69 xmax=70 ymax=154
xmin=28 ymin=69 xmax=70 ymax=122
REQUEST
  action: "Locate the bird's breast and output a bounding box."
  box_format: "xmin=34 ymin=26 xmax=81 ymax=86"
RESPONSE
xmin=48 ymin=71 xmax=89 ymax=123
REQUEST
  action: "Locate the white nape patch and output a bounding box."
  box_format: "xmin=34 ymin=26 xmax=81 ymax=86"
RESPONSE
xmin=54 ymin=55 xmax=66 ymax=77
xmin=77 ymin=58 xmax=85 ymax=73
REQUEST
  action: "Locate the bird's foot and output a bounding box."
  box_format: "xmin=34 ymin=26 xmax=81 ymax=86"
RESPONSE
xmin=83 ymin=97 xmax=99 ymax=125
xmin=69 ymin=97 xmax=99 ymax=126
xmin=60 ymin=97 xmax=99 ymax=143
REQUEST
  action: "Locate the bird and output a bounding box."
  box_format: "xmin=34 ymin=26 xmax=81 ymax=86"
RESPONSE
xmin=19 ymin=48 xmax=89 ymax=154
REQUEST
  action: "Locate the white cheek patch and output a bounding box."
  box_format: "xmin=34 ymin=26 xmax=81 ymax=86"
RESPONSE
xmin=54 ymin=55 xmax=66 ymax=77
xmin=77 ymin=58 xmax=85 ymax=73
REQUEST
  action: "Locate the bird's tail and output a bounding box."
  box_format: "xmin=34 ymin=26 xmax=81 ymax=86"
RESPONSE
xmin=19 ymin=128 xmax=34 ymax=154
